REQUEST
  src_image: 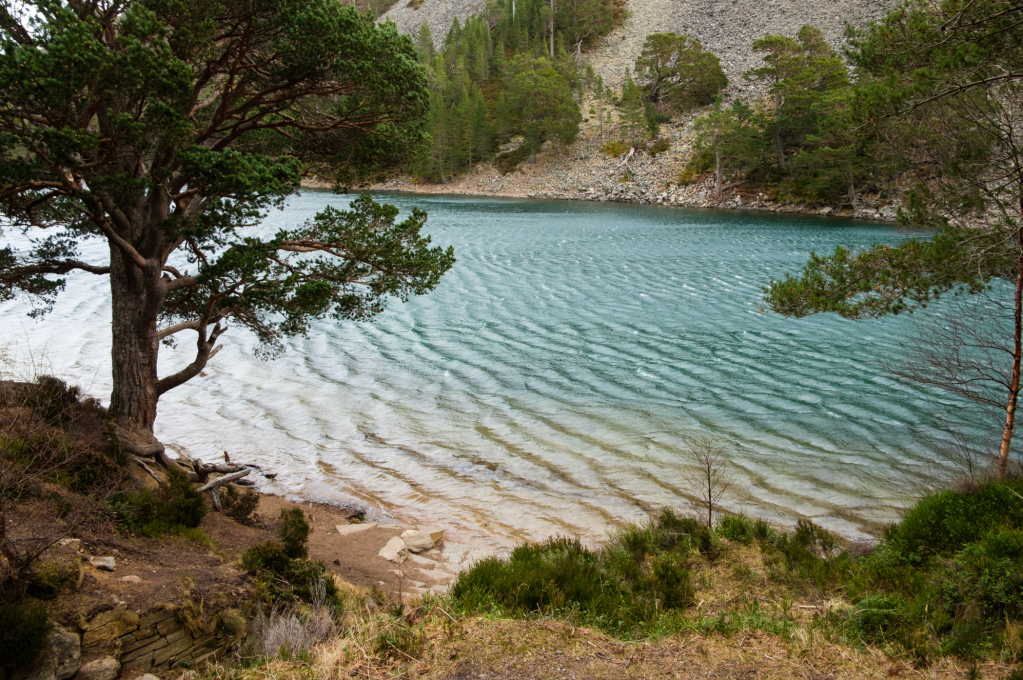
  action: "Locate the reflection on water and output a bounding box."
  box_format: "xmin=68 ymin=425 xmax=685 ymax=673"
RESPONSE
xmin=0 ymin=192 xmax=999 ymax=546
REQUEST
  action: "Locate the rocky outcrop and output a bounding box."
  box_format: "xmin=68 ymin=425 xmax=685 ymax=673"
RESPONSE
xmin=9 ymin=606 xmax=244 ymax=680
xmin=10 ymin=626 xmax=81 ymax=680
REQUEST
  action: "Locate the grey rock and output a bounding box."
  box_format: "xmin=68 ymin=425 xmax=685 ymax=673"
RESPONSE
xmin=10 ymin=626 xmax=81 ymax=680
xmin=401 ymin=529 xmax=435 ymax=553
xmin=89 ymin=556 xmax=116 ymax=571
xmin=74 ymin=658 xmax=120 ymax=680
xmin=378 ymin=536 xmax=409 ymax=563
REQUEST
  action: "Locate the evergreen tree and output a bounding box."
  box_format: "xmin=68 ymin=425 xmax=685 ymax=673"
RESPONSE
xmin=506 ymin=58 xmax=582 ymax=158
xmin=0 ymin=0 xmax=453 ymax=438
xmin=764 ymin=0 xmax=1023 ymax=476
xmin=618 ymin=70 xmax=646 ymax=141
xmin=634 ymin=33 xmax=727 ymax=113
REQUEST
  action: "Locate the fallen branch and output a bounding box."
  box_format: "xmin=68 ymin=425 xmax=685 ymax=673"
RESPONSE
xmin=131 ymin=456 xmax=161 ymax=483
xmin=198 ymin=468 xmax=251 ymax=492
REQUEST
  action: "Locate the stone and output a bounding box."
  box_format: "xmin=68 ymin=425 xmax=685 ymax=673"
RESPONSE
xmin=378 ymin=536 xmax=409 ymax=563
xmin=89 ymin=556 xmax=116 ymax=571
xmin=400 ymin=529 xmax=434 ymax=553
xmin=75 ymin=657 xmax=120 ymax=680
xmin=121 ymin=653 xmax=154 ymax=671
xmin=10 ymin=626 xmax=81 ymax=680
xmin=156 ymin=616 xmax=183 ymax=636
xmin=335 ymin=522 xmax=376 ymax=536
xmin=408 ymin=553 xmax=434 ymax=568
xmin=461 ymin=549 xmax=496 ymax=568
xmin=416 ymin=526 xmax=445 ymax=543
xmin=119 ymin=575 xmax=142 ymax=584
xmin=153 ymin=633 xmax=194 ymax=666
xmin=58 ymin=539 xmax=81 ymax=550
xmin=122 ymin=635 xmax=163 ymax=656
xmin=139 ymin=610 xmax=176 ymax=628
xmin=82 ymin=607 xmax=139 ymax=648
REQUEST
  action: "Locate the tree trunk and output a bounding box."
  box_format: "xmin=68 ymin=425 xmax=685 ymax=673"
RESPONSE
xmin=715 ymin=149 xmax=722 ymax=200
xmin=772 ymin=92 xmax=785 ymax=169
xmin=107 ymin=239 xmax=163 ymax=434
xmin=549 ymin=0 xmax=554 ymax=58
xmin=999 ymin=222 xmax=1023 ymax=477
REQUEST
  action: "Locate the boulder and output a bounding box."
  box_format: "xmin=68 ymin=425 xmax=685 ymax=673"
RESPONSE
xmin=416 ymin=526 xmax=445 ymax=544
xmin=10 ymin=626 xmax=81 ymax=680
xmin=335 ymin=522 xmax=376 ymax=536
xmin=88 ymin=556 xmax=116 ymax=571
xmin=118 ymin=575 xmax=142 ymax=584
xmin=400 ymin=530 xmax=434 ymax=553
xmin=74 ymin=658 xmax=120 ymax=680
xmin=378 ymin=536 xmax=408 ymax=563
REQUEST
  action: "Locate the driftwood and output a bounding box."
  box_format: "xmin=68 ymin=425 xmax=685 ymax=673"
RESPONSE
xmin=131 ymin=456 xmax=161 ymax=483
xmin=117 ymin=433 xmax=274 ymax=511
xmin=198 ymin=468 xmax=251 ymax=492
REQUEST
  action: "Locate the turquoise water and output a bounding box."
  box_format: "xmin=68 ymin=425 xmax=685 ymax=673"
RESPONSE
xmin=0 ymin=192 xmax=999 ymax=545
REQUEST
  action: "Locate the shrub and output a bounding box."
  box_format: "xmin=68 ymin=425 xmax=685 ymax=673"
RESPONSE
xmin=936 ymin=527 xmax=1023 ymax=622
xmin=649 ymin=137 xmax=670 ymax=157
xmin=220 ymin=485 xmax=259 ymax=523
xmin=0 ymin=600 xmax=51 ymax=668
xmin=494 ymin=145 xmax=530 ymax=174
xmin=25 ymin=376 xmax=82 ymax=427
xmin=278 ymin=508 xmax=310 ymax=559
xmin=243 ymin=513 xmax=334 ymax=605
xmin=452 ymin=514 xmax=704 ymax=637
xmin=108 ymin=467 xmax=206 ymax=537
xmin=848 ymin=595 xmax=906 ymax=644
xmin=884 ymin=478 xmax=1023 ymax=563
xmin=602 ymin=140 xmax=629 ymax=156
xmin=242 ymin=542 xmax=292 ymax=574
xmin=717 ymin=514 xmax=777 ymax=545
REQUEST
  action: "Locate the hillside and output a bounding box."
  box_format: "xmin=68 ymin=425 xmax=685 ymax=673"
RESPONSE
xmin=374 ymin=0 xmax=907 ymax=214
xmin=383 ymin=0 xmax=898 ymax=89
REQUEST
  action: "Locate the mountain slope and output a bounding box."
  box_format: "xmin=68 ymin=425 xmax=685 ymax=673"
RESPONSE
xmin=382 ymin=0 xmax=898 ymax=88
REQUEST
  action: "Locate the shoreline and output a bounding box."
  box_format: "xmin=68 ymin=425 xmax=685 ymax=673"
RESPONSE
xmin=305 ymin=112 xmax=904 ymax=224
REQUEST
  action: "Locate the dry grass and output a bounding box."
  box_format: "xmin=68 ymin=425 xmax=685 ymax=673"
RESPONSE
xmin=195 ymin=532 xmax=1023 ymax=680
xmin=200 ymin=613 xmax=1014 ymax=680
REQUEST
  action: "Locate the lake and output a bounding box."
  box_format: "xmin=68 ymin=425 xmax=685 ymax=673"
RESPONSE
xmin=0 ymin=192 xmax=999 ymax=546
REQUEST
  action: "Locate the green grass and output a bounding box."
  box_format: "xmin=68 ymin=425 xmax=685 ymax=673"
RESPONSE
xmin=450 ymin=478 xmax=1023 ymax=665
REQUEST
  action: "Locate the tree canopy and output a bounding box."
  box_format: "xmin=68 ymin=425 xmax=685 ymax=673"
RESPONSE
xmin=634 ymin=33 xmax=727 ymax=114
xmin=0 ymin=0 xmax=454 ymax=438
xmin=763 ymin=0 xmax=1023 ymax=475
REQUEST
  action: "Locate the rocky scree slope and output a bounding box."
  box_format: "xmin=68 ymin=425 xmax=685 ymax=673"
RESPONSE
xmin=383 ymin=0 xmax=898 ymax=90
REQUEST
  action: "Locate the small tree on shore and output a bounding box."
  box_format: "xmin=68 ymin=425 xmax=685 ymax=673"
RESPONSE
xmin=680 ymin=434 xmax=735 ymax=526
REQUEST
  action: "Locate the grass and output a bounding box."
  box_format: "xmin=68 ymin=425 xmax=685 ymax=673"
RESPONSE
xmin=448 ymin=479 xmax=1023 ymax=668
xmin=187 ymin=480 xmax=1023 ymax=680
